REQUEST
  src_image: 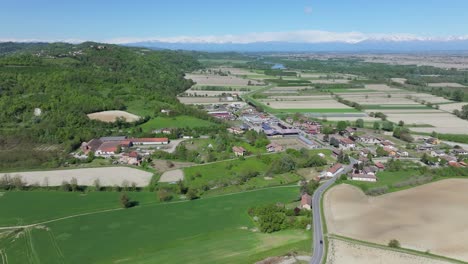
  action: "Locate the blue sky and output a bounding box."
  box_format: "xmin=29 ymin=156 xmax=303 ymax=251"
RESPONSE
xmin=1 ymin=0 xmax=468 ymax=43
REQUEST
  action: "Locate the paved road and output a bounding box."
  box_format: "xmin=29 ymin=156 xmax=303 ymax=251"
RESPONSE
xmin=310 ymin=158 xmax=356 ymax=264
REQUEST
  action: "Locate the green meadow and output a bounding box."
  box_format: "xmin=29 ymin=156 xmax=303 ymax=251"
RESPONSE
xmin=140 ymin=115 xmax=217 ymax=131
xmin=0 ymin=187 xmax=311 ymax=264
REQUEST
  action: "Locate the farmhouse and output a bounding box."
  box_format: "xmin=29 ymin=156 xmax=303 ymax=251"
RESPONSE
xmin=232 ymin=146 xmax=246 ymax=157
xmin=339 ymin=138 xmax=355 ymax=150
xmin=426 ymin=137 xmax=441 ymax=145
xmin=350 ymin=173 xmax=377 ymax=182
xmin=266 ymin=142 xmax=283 ymax=153
xmin=321 ymin=163 xmax=344 ymax=178
xmin=300 ymin=193 xmax=312 ymax=210
xmin=81 ymin=138 xmax=103 ymax=154
xmin=119 ymin=151 xmax=141 ymax=165
xmin=95 ymin=141 xmax=130 ymax=156
xmin=358 ymin=136 xmax=380 ymax=144
xmin=374 ymin=162 xmax=385 ymax=170
xmin=227 ymin=127 xmax=244 ymax=135
xmin=453 ymin=149 xmax=468 ymax=156
xmin=130 ymin=138 xmax=169 ymax=145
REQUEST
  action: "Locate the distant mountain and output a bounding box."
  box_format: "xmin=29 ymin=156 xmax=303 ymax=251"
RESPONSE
xmin=125 ymin=40 xmax=468 ymax=53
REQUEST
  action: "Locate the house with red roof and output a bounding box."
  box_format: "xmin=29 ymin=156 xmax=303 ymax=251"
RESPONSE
xmin=320 ymin=163 xmax=344 ymax=178
xmin=300 ymin=193 xmax=312 ymax=210
xmin=232 ymin=146 xmax=246 ymax=157
xmin=339 ymin=138 xmax=355 ymax=150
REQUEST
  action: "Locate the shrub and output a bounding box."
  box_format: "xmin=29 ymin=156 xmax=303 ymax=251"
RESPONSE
xmin=388 ymin=239 xmax=401 ymax=248
xmin=365 ymin=186 xmax=389 ymax=196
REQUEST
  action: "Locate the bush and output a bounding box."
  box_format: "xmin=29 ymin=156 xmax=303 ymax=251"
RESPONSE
xmin=158 ymin=188 xmax=174 ymax=202
xmin=186 ymin=188 xmax=199 ymax=200
xmin=388 ymin=239 xmax=401 ymax=248
xmin=365 ymin=186 xmax=389 ymax=196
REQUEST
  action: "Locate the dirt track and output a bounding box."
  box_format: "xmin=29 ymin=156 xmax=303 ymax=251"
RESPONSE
xmin=324 ymin=179 xmax=468 ymax=262
xmin=327 ymin=238 xmax=451 ymax=264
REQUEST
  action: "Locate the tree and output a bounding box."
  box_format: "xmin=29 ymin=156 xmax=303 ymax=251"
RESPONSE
xmin=186 ymin=188 xmax=199 ymax=200
xmin=376 ymin=146 xmax=387 ymax=157
xmin=388 ymin=239 xmax=401 ymax=248
xmin=373 ymin=121 xmax=380 ymax=131
xmin=301 ymin=180 xmax=319 ymax=195
xmin=158 ymin=188 xmax=173 ymax=201
xmin=452 ymin=90 xmax=464 ymax=102
xmin=70 ymin=177 xmax=78 ymax=192
xmin=93 ymin=179 xmax=101 ymax=191
xmin=382 ymin=121 xmax=394 ymax=132
xmin=398 ymin=120 xmax=404 ymax=126
xmin=61 ymin=180 xmax=71 ymax=192
xmin=177 ymin=179 xmax=188 ymax=194
xmin=336 ymin=121 xmax=347 ymax=132
xmin=120 ymin=193 xmax=131 ymax=208
xmin=355 ymin=118 xmax=364 ymax=128
xmin=321 ymin=125 xmax=334 ymax=135
xmin=259 ymin=211 xmax=285 ymax=233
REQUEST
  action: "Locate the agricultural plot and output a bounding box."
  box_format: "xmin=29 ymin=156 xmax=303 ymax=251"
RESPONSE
xmin=309 ymin=79 xmax=350 ymax=84
xmin=327 ymin=238 xmax=451 ymax=264
xmin=159 ymin=169 xmax=184 ymax=183
xmin=438 ymin=102 xmax=468 ymax=112
xmin=324 ymin=180 xmax=468 ymax=262
xmin=0 ymin=187 xmax=310 ymax=264
xmin=177 ymin=97 xmax=227 ymax=104
xmin=87 ymin=110 xmax=140 ymax=123
xmin=391 ymin=78 xmax=407 ymax=84
xmin=428 ymin=83 xmax=466 ymax=88
xmin=182 ymin=88 xmax=249 ymax=97
xmin=140 ymin=115 xmax=217 ymax=131
xmin=261 ymin=100 xmax=353 ymax=110
xmin=185 ymin=73 xmax=264 ymax=86
xmin=3 ymin=167 xmax=153 ymax=187
xmin=384 ymin=112 xmax=468 ymax=134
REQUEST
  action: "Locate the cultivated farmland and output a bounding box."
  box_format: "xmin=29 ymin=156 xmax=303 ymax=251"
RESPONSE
xmin=3 ymin=167 xmax=153 ymax=187
xmin=0 ymin=187 xmax=310 ymax=263
xmin=87 ymin=110 xmax=140 ymax=122
xmin=185 ymin=73 xmax=264 ymax=86
xmin=324 ymin=180 xmax=468 ymax=262
xmin=327 ymin=238 xmax=452 ymax=264
xmin=428 ymin=83 xmax=466 ymax=88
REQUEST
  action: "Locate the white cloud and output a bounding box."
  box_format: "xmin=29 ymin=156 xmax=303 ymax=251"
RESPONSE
xmin=106 ymin=30 xmax=468 ymax=44
xmin=2 ymin=30 xmax=468 ymax=44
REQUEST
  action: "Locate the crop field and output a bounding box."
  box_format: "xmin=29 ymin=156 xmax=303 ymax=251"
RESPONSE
xmin=309 ymin=79 xmax=350 ymax=84
xmin=0 ymin=187 xmax=310 ymax=264
xmin=87 ymin=110 xmax=140 ymax=123
xmin=177 ymin=97 xmax=227 ymax=104
xmin=182 ymin=88 xmax=250 ymax=96
xmin=140 ymin=115 xmax=217 ymax=131
xmin=327 ymin=238 xmax=451 ymax=264
xmin=438 ymin=102 xmax=468 ymax=112
xmin=261 ymin=100 xmax=354 ymax=110
xmin=2 ymin=167 xmax=153 ymax=187
xmin=262 ymin=95 xmax=332 ymax=100
xmin=390 ymin=78 xmax=407 ymax=84
xmin=428 ymin=82 xmax=466 ymax=88
xmin=324 ymin=180 xmax=468 ymax=262
xmin=384 ymin=112 xmax=468 ymax=134
xmin=185 ymin=73 xmax=264 ymax=86
xmin=159 ymin=169 xmax=184 ymax=182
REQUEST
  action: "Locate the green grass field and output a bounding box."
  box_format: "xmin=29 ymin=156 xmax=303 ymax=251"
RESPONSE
xmin=140 ymin=115 xmax=217 ymax=131
xmin=0 ymin=187 xmax=311 ymax=263
xmin=343 ymin=169 xmax=424 ymax=193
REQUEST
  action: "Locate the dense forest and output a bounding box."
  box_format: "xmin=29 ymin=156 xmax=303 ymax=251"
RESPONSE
xmin=0 ymin=42 xmax=204 ymax=169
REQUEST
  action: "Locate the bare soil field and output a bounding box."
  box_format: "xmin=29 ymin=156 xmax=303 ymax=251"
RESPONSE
xmin=159 ymin=169 xmax=184 ymax=183
xmin=267 ymin=86 xmax=311 ymax=92
xmin=185 ymin=73 xmax=264 ymax=86
xmin=152 ymin=159 xmax=194 ymax=173
xmin=391 ymin=78 xmax=407 ymax=84
xmin=438 ymin=102 xmax=467 ymax=112
xmin=428 ymin=83 xmax=466 ymax=88
xmin=327 ymin=238 xmax=451 ymax=264
xmin=385 ymin=112 xmax=468 ymax=134
xmin=87 ymin=110 xmax=140 ymax=122
xmin=270 ymin=138 xmax=309 ymax=150
xmin=325 ymin=116 xmax=381 ymax=122
xmin=324 ymin=180 xmax=468 ymax=262
xmin=265 ymin=95 xmax=332 ymax=100
xmin=262 ymin=100 xmax=352 ymax=109
xmin=364 ymin=84 xmax=403 ymax=92
xmin=177 ymin=97 xmax=225 ymax=104
xmin=309 ymin=79 xmax=350 ymax=84
xmin=4 ymin=167 xmax=153 ymax=187
xmin=183 ymin=89 xmax=248 ymax=97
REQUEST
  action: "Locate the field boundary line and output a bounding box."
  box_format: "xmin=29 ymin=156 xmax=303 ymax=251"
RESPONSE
xmin=0 ymin=207 xmax=123 ymax=230
xmin=329 ymin=234 xmax=467 ymax=264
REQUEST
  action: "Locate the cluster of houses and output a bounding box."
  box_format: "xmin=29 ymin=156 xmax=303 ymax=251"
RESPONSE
xmin=81 ymin=136 xmax=170 ymax=164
